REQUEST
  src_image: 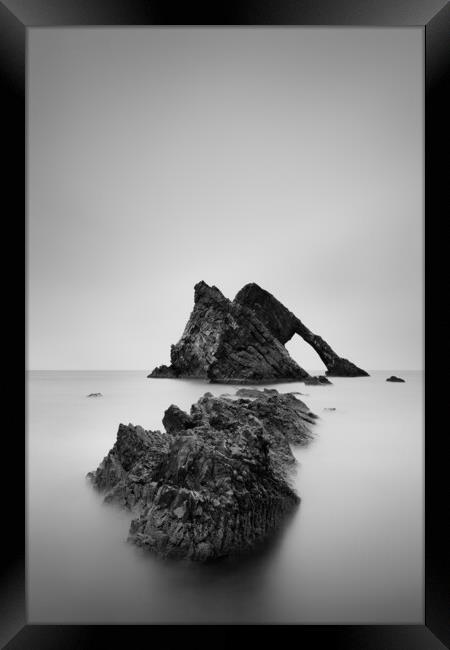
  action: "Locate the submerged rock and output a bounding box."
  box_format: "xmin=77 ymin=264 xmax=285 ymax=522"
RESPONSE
xmin=149 ymin=282 xmax=368 ymax=383
xmin=87 ymin=393 xmax=103 ymax=397
xmin=88 ymin=389 xmax=317 ymax=561
xmin=386 ymin=375 xmax=405 ymax=383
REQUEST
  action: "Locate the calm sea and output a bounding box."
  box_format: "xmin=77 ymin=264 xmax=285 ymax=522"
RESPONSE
xmin=27 ymin=370 xmax=424 ymax=623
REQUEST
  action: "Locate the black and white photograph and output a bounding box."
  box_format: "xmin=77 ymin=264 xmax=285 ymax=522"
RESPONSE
xmin=3 ymin=0 xmax=447 ymax=644
xmin=25 ymin=25 xmax=427 ymax=626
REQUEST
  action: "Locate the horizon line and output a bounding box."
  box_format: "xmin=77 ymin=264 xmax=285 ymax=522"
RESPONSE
xmin=25 ymin=367 xmax=425 ymax=372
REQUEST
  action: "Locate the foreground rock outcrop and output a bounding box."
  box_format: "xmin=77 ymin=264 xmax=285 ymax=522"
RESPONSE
xmin=88 ymin=389 xmax=317 ymax=561
xmin=149 ymin=282 xmax=368 ymax=383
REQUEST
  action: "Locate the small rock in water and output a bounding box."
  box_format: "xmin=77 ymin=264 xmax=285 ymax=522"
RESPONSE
xmin=386 ymin=376 xmax=405 ymax=383
xmin=323 ymin=407 xmax=336 ymax=411
xmin=304 ymin=375 xmax=332 ymax=386
xmin=87 ymin=393 xmax=103 ymax=398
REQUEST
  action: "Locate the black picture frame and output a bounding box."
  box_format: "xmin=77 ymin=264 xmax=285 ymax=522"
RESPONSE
xmin=4 ymin=1 xmax=448 ymax=648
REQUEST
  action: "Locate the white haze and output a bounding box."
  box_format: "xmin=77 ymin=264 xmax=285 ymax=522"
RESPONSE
xmin=27 ymin=28 xmax=423 ymax=372
xmin=28 ymin=370 xmax=423 ymax=623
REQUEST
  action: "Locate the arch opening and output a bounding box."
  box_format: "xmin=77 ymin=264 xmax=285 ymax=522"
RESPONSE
xmin=285 ymin=334 xmax=327 ymax=376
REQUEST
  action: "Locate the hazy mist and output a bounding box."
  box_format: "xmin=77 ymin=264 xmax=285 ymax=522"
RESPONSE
xmin=27 ymin=28 xmax=423 ymax=371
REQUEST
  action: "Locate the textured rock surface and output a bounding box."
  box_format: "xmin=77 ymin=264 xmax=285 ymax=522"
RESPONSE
xmin=149 ymin=364 xmax=179 ymax=379
xmin=149 ymin=281 xmax=368 ymax=382
xmin=88 ymin=389 xmax=317 ymax=561
xmin=87 ymin=423 xmax=169 ymax=510
xmin=235 ymin=283 xmax=369 ymax=377
xmin=304 ymin=375 xmax=333 ymax=386
xmin=149 ymin=281 xmax=308 ymax=384
xmin=386 ymin=375 xmax=405 ymax=383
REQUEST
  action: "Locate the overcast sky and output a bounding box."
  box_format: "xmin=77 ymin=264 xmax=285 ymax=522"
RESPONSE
xmin=28 ymin=27 xmax=423 ymax=371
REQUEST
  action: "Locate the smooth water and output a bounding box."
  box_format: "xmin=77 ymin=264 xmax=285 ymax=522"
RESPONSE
xmin=27 ymin=370 xmax=423 ymax=623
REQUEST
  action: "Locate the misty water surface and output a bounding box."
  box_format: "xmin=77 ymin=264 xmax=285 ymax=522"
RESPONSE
xmin=27 ymin=370 xmax=423 ymax=623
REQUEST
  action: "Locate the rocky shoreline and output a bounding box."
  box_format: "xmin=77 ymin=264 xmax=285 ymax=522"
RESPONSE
xmin=88 ymin=388 xmax=317 ymax=561
xmin=149 ymin=281 xmax=368 ymax=384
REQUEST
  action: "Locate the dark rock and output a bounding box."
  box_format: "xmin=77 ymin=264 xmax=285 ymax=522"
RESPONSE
xmin=235 ymin=283 xmax=369 ymax=377
xmin=149 ymin=281 xmax=368 ymax=383
xmin=235 ymin=387 xmax=277 ymax=398
xmin=325 ymin=357 xmax=368 ymax=377
xmin=148 ymin=365 xmax=178 ymax=379
xmin=87 ymin=423 xmax=169 ymax=510
xmin=151 ymin=281 xmax=309 ymax=384
xmin=323 ymin=407 xmax=336 ymax=411
xmin=304 ymin=375 xmax=332 ymax=385
xmin=162 ymin=405 xmax=195 ymax=434
xmin=88 ymin=389 xmax=317 ymax=561
xmin=386 ymin=375 xmax=405 ymax=383
xmin=87 ymin=392 xmax=102 ymax=397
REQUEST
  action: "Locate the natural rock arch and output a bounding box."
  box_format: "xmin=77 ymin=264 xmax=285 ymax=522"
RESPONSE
xmin=149 ymin=281 xmax=368 ymax=383
xmin=234 ymin=283 xmax=368 ymax=378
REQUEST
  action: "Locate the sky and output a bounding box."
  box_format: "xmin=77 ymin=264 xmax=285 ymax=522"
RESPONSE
xmin=27 ymin=27 xmax=424 ymax=371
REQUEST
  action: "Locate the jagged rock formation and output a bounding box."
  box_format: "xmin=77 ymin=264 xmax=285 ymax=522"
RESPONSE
xmin=88 ymin=388 xmax=317 ymax=561
xmin=149 ymin=281 xmax=368 ymax=383
xmin=234 ymin=283 xmax=368 ymax=377
xmin=87 ymin=424 xmax=170 ymax=509
xmin=151 ymin=282 xmax=309 ymax=384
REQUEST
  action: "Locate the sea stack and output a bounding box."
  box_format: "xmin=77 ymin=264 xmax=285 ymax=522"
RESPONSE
xmin=149 ymin=281 xmax=369 ymax=383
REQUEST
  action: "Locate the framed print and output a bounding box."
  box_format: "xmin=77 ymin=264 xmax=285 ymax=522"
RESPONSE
xmin=2 ymin=0 xmax=449 ymax=648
